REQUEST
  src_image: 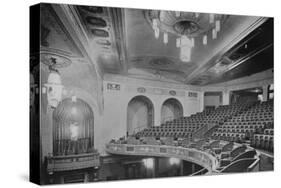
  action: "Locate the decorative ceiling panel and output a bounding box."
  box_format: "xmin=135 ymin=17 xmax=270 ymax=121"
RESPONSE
xmin=71 ymin=4 xmax=272 ymax=85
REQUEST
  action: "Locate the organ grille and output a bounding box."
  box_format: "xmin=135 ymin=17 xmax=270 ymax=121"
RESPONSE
xmin=52 ymin=98 xmax=94 ymax=156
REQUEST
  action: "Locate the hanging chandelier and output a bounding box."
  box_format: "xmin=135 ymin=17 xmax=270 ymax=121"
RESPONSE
xmin=145 ymin=10 xmax=228 ymax=62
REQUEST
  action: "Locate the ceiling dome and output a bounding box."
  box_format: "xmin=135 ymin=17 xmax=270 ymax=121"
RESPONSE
xmin=173 ymin=20 xmax=200 ymax=35
xmin=53 ymin=97 xmax=94 ymax=124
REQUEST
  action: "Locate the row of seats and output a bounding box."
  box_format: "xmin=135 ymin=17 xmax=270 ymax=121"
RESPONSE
xmin=135 ymin=101 xmax=254 ymax=139
xmin=212 ymin=100 xmax=273 ymax=152
xmin=251 ymin=134 xmax=273 ymax=151
xmin=212 ymin=133 xmax=247 ymax=143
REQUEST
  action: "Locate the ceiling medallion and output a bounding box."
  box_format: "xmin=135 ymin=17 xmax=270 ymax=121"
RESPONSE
xmin=173 ymin=20 xmax=200 ymax=35
xmin=137 ymin=87 xmax=146 ymax=93
xmin=169 ymin=90 xmax=177 ymax=96
xmin=145 ymin=10 xmax=228 ymax=62
xmin=40 ymin=47 xmax=72 ymax=68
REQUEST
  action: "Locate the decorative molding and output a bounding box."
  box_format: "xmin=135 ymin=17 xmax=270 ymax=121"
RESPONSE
xmin=47 ymin=152 xmax=100 ymax=173
xmin=107 ymin=83 xmax=120 ymax=91
xmin=127 ymin=85 xmax=185 ymax=97
xmin=52 ymin=4 xmax=104 ymax=76
xmin=188 ymin=91 xmax=198 ymax=98
xmin=40 ymin=47 xmax=72 ymax=68
xmin=137 ymin=87 xmax=146 ymax=93
xmin=185 ymin=17 xmax=268 ymax=84
xmin=169 ymin=90 xmax=177 ymax=96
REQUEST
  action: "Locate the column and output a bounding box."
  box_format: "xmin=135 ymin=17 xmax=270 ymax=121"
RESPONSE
xmin=262 ymin=85 xmax=268 ymax=102
xmin=191 ymin=164 xmax=195 ymax=174
xmin=154 ymin=158 xmax=159 ymax=177
xmin=222 ymin=90 xmax=230 ymax=105
xmin=180 ymin=160 xmax=184 ymax=176
xmin=154 ymin=101 xmax=162 ymax=126
xmin=199 ymin=91 xmax=204 ymax=112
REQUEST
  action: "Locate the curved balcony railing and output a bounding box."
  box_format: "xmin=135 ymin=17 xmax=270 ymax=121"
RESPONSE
xmin=106 ymin=143 xmax=219 ymax=172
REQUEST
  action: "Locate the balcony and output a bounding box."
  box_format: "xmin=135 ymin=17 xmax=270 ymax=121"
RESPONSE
xmin=47 ymin=152 xmax=100 ymax=173
xmin=106 ymin=143 xmax=219 ymax=172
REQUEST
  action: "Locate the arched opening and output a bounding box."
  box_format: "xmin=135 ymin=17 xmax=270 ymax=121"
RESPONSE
xmin=161 ymin=98 xmax=183 ymax=123
xmin=127 ymin=96 xmax=154 ymax=136
xmin=52 ymin=97 xmax=95 ymax=156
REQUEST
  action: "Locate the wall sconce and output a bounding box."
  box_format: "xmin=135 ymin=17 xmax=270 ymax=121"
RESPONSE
xmin=142 ymin=158 xmax=154 ymax=169
xmin=169 ymin=157 xmax=180 ymax=165
xmin=40 ymin=49 xmax=72 ymax=109
xmin=42 ymin=57 xmax=65 ymax=109
xmin=44 ymin=70 xmax=64 ymax=108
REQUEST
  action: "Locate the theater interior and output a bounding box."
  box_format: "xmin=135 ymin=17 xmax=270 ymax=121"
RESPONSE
xmin=30 ymin=3 xmax=273 ymax=184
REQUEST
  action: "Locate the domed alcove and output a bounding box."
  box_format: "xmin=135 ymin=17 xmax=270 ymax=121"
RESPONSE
xmin=53 ymin=97 xmax=95 ymax=156
xmin=127 ymin=96 xmax=154 ymax=136
xmin=46 ymin=97 xmax=100 ymax=184
xmin=161 ymin=98 xmax=183 ymax=123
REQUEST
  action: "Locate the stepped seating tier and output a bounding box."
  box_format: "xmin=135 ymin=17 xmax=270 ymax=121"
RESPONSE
xmin=107 ymin=100 xmax=273 ymax=174
xmin=135 ymin=101 xmax=254 ymax=140
xmin=212 ymin=100 xmax=273 ymax=152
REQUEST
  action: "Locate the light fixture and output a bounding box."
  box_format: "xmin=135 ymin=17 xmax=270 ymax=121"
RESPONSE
xmin=154 ymin=27 xmax=160 ymax=39
xmin=148 ymin=11 xmax=226 ymax=62
xmin=215 ymin=20 xmax=221 ymax=32
xmin=163 ymin=32 xmax=168 ymax=44
xmin=176 ymin=37 xmax=181 ymax=48
xmin=153 ymin=19 xmax=160 ymax=39
xmin=191 ymin=38 xmax=195 ymax=47
xmin=169 ymin=157 xmax=180 ymax=165
xmin=203 ymin=35 xmax=208 ymax=45
xmin=143 ymin=158 xmax=154 ymax=169
xmin=44 ymin=70 xmax=64 ymax=108
xmin=152 ymin=19 xmax=158 ymax=29
xmin=180 ymin=36 xmax=192 ymax=62
xmin=212 ymin=29 xmax=217 ymax=39
xmin=209 ymin=14 xmax=215 ymax=24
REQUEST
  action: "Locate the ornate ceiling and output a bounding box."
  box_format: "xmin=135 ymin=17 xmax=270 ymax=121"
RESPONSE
xmin=61 ymin=5 xmax=272 ymax=85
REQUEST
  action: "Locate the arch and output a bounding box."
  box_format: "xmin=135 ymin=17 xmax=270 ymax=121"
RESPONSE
xmin=161 ymin=98 xmax=183 ymax=123
xmin=127 ymin=95 xmax=154 ymax=136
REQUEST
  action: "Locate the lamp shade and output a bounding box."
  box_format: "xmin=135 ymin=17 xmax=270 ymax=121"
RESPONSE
xmin=46 ymin=71 xmax=62 ymax=86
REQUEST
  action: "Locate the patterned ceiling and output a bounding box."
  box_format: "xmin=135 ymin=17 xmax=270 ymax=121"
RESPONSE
xmin=73 ymin=5 xmax=273 ymax=85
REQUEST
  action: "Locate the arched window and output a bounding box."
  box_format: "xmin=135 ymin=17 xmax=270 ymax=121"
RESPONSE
xmin=52 ymin=97 xmax=94 ymax=156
